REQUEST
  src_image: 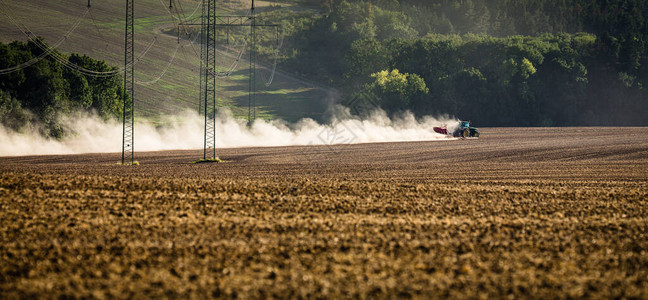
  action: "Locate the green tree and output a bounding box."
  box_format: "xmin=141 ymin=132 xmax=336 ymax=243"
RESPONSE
xmin=0 ymin=90 xmax=30 ymax=132
xmin=363 ymin=69 xmax=429 ymax=113
xmin=0 ymin=40 xmax=124 ymax=138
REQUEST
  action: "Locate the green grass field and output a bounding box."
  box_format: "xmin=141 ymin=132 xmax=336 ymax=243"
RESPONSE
xmin=0 ymin=0 xmax=329 ymax=122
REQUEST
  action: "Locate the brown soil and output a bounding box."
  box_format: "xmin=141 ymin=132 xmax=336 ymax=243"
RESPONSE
xmin=1 ymin=127 xmax=647 ymax=298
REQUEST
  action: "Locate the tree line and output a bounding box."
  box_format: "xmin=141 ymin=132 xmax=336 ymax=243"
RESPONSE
xmin=0 ymin=40 xmax=124 ymax=138
xmin=274 ymin=0 xmax=648 ymax=125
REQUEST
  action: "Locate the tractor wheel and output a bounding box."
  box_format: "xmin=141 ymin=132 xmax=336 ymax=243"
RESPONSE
xmin=473 ymin=131 xmax=480 ymax=138
xmin=462 ymin=129 xmax=470 ymax=138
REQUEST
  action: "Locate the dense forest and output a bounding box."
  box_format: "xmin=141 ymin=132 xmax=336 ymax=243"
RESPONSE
xmin=264 ymin=0 xmax=648 ymax=125
xmin=0 ymin=40 xmax=124 ymax=138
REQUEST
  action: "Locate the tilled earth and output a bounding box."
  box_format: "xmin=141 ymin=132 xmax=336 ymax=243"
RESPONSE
xmin=1 ymin=127 xmax=647 ymax=298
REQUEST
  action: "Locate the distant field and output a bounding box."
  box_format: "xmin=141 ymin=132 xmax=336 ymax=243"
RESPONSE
xmin=0 ymin=0 xmax=329 ymax=121
xmin=1 ymin=128 xmax=647 ymax=298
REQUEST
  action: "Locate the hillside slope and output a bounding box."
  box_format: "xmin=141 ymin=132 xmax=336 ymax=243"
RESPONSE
xmin=0 ymin=0 xmax=330 ymax=122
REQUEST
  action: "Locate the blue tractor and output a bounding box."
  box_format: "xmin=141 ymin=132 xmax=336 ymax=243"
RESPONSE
xmin=453 ymin=120 xmax=480 ymax=138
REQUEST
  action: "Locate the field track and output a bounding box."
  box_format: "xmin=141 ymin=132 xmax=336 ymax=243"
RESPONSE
xmin=1 ymin=128 xmax=647 ymax=298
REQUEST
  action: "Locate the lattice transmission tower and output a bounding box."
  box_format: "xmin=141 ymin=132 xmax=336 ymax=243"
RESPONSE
xmin=179 ymin=0 xmax=279 ymax=160
xmin=248 ymin=1 xmax=256 ymax=124
xmin=122 ymin=0 xmax=135 ymax=164
xmin=201 ymin=0 xmax=219 ymax=160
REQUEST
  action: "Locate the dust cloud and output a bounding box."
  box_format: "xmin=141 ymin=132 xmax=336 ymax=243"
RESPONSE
xmin=0 ymin=107 xmax=457 ymax=156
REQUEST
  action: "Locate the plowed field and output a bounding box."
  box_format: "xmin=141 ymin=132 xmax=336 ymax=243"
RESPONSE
xmin=1 ymin=127 xmax=647 ymax=298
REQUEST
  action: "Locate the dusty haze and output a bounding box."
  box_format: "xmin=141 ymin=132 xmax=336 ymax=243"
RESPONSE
xmin=0 ymin=107 xmax=457 ymax=156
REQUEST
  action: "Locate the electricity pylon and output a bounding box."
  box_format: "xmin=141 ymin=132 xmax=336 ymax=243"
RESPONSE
xmin=180 ymin=0 xmax=278 ymax=160
xmin=202 ymin=0 xmax=217 ymax=160
xmin=122 ymin=0 xmax=135 ymax=164
xmin=248 ymin=0 xmax=256 ymax=125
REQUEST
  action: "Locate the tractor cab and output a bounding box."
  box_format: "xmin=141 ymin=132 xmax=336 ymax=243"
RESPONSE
xmin=454 ymin=120 xmax=480 ymax=138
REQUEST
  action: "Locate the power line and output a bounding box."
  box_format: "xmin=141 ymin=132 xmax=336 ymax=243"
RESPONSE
xmin=0 ymin=1 xmax=158 ymax=77
xmin=135 ymin=40 xmax=181 ymax=85
xmin=88 ymin=7 xmax=110 ymax=50
xmin=0 ymin=5 xmax=88 ymax=75
xmin=259 ymin=29 xmax=283 ymax=87
xmin=161 ymin=0 xmax=201 ymax=21
xmin=215 ymin=33 xmax=248 ymax=77
xmin=135 ymin=30 xmax=200 ymax=86
xmin=171 ymin=0 xmax=200 ymax=58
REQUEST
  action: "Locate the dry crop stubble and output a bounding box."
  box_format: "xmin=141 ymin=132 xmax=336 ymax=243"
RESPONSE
xmin=1 ymin=127 xmax=647 ymax=298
